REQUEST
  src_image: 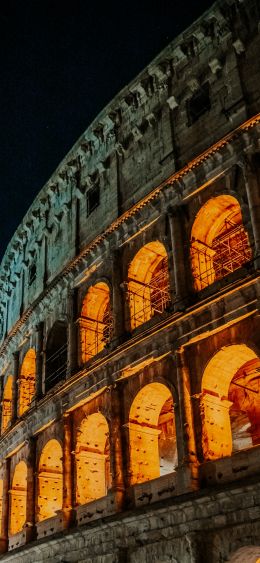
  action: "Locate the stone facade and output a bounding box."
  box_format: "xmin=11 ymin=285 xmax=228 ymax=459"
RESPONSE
xmin=0 ymin=0 xmax=260 ymax=561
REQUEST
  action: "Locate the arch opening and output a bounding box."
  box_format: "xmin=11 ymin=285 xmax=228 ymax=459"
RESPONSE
xmin=37 ymin=439 xmax=63 ymax=522
xmin=201 ymin=344 xmax=260 ymax=460
xmin=75 ymin=413 xmax=111 ymax=505
xmin=9 ymin=461 xmax=27 ymax=536
xmin=19 ymin=348 xmax=36 ymax=416
xmin=1 ymin=376 xmax=13 ymax=433
xmin=129 ymin=383 xmax=177 ymax=485
xmin=45 ymin=321 xmax=67 ymax=392
xmin=80 ymin=282 xmax=112 ymax=363
xmin=190 ymin=195 xmax=252 ymax=291
xmin=127 ymin=241 xmax=170 ymax=330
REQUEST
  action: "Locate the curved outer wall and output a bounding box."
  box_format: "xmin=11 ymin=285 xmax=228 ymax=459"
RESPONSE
xmin=0 ymin=0 xmax=260 ymax=561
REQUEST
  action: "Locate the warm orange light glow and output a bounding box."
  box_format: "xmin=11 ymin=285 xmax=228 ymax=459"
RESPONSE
xmin=191 ymin=195 xmax=252 ymax=291
xmin=9 ymin=461 xmax=27 ymax=536
xmin=129 ymin=383 xmax=177 ymax=485
xmin=229 ymin=358 xmax=260 ymax=450
xmin=1 ymin=376 xmax=13 ymax=433
xmin=37 ymin=439 xmax=63 ymax=522
xmin=0 ymin=480 xmax=3 ymax=537
xmin=19 ymin=349 xmax=36 ymax=416
xmin=201 ymin=344 xmax=259 ymax=460
xmin=128 ymin=241 xmax=170 ymax=330
xmin=75 ymin=413 xmax=110 ymax=505
xmin=80 ymin=282 xmax=112 ymax=363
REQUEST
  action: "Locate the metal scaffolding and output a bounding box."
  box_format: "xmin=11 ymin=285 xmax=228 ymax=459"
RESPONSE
xmin=191 ymin=219 xmax=252 ymax=289
xmin=80 ymin=305 xmax=113 ymax=361
xmin=127 ymin=257 xmax=170 ymax=328
xmin=2 ymin=398 xmax=12 ymax=430
xmin=19 ymin=374 xmax=35 ymax=407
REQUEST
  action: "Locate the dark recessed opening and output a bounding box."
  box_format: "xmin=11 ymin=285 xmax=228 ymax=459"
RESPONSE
xmin=87 ymin=185 xmax=100 ymax=216
xmin=187 ymin=82 xmax=211 ymax=125
xmin=28 ymin=263 xmax=37 ymax=286
xmin=45 ymin=321 xmax=67 ymax=392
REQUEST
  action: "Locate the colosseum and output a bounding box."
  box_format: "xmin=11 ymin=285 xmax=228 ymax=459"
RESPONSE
xmin=0 ymin=0 xmax=259 ymax=561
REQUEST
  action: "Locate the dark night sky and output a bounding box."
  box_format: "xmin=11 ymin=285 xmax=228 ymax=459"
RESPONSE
xmin=0 ymin=0 xmax=214 ymax=260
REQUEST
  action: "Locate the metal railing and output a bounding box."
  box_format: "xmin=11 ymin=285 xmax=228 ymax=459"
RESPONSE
xmin=80 ymin=306 xmax=113 ymax=362
xmin=45 ymin=343 xmax=67 ymax=391
xmin=191 ymin=220 xmax=252 ymax=290
xmin=127 ymin=258 xmax=170 ymax=329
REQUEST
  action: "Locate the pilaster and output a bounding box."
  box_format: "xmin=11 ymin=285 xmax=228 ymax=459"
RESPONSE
xmin=67 ymin=289 xmax=78 ymax=379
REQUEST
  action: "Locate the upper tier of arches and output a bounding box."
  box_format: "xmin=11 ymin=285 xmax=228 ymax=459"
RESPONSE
xmin=0 ymin=191 xmax=255 ymax=415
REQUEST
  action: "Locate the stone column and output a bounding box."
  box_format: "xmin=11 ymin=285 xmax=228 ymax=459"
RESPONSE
xmin=111 ymin=250 xmax=125 ymax=345
xmin=168 ymin=206 xmax=189 ymax=311
xmin=62 ymin=413 xmax=73 ymax=528
xmin=0 ymin=458 xmax=10 ymax=553
xmin=242 ymin=155 xmax=260 ymax=268
xmin=175 ymin=349 xmax=198 ymax=487
xmin=110 ymin=385 xmax=125 ymax=510
xmin=35 ymin=322 xmax=44 ymax=400
xmin=12 ymin=352 xmax=19 ymax=423
xmin=200 ymin=393 xmax=233 ymax=460
xmin=25 ymin=437 xmax=37 ymax=543
xmin=67 ymin=289 xmax=78 ymax=379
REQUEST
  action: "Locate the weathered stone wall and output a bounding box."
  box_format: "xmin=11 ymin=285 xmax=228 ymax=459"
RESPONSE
xmin=0 ymin=0 xmax=259 ymax=561
xmin=0 ymin=0 xmax=259 ymax=340
xmin=0 ymin=480 xmax=260 ymax=562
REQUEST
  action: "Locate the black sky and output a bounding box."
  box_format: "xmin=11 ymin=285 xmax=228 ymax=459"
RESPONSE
xmin=0 ymin=0 xmax=214 ymax=260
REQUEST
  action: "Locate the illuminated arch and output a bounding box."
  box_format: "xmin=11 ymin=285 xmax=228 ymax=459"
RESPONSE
xmin=75 ymin=413 xmax=110 ymax=505
xmin=37 ymin=439 xmax=63 ymax=522
xmin=128 ymin=241 xmax=170 ymax=330
xmin=1 ymin=376 xmax=13 ymax=433
xmin=129 ymin=383 xmax=177 ymax=485
xmin=201 ymin=344 xmax=260 ymax=460
xmin=19 ymin=348 xmax=36 ymax=416
xmin=190 ymin=195 xmax=252 ymax=291
xmin=80 ymin=282 xmax=112 ymax=363
xmin=45 ymin=321 xmax=67 ymax=392
xmin=9 ymin=461 xmax=27 ymax=536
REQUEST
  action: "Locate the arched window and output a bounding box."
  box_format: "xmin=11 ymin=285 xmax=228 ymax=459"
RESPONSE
xmin=9 ymin=461 xmax=27 ymax=536
xmin=201 ymin=344 xmax=260 ymax=460
xmin=129 ymin=383 xmax=177 ymax=485
xmin=127 ymin=241 xmax=170 ymax=330
xmin=45 ymin=321 xmax=67 ymax=392
xmin=75 ymin=413 xmax=111 ymax=505
xmin=190 ymin=195 xmax=252 ymax=291
xmin=79 ymin=282 xmax=112 ymax=363
xmin=19 ymin=349 xmax=36 ymax=416
xmin=1 ymin=376 xmax=13 ymax=433
xmin=37 ymin=439 xmax=63 ymax=522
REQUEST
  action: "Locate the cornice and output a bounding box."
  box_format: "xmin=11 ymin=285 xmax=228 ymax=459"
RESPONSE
xmin=0 ymin=0 xmax=256 ymax=286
